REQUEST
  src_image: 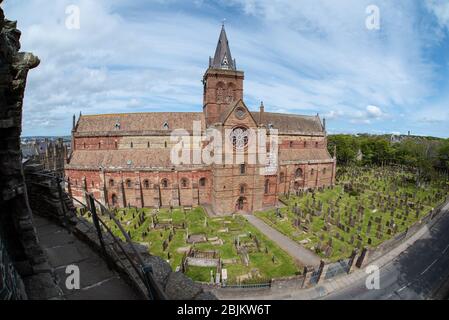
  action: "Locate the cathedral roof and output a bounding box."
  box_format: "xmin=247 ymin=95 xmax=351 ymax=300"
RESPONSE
xmin=66 ymin=149 xmax=205 ymax=170
xmin=279 ymin=148 xmax=333 ymax=164
xmin=251 ymin=112 xmax=325 ymax=135
xmin=210 ymin=25 xmax=236 ymax=70
xmin=75 ymin=112 xmax=205 ymax=136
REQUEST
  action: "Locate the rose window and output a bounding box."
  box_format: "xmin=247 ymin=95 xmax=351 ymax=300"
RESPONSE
xmin=230 ymin=127 xmax=249 ymax=150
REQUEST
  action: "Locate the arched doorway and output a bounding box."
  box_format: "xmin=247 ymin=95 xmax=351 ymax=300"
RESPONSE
xmin=111 ymin=194 xmax=118 ymax=207
xmin=236 ymin=197 xmax=248 ymax=212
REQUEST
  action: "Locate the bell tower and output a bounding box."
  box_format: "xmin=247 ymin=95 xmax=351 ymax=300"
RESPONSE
xmin=203 ymin=25 xmax=244 ymax=126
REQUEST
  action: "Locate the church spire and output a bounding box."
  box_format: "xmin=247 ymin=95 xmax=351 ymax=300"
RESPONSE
xmin=210 ymin=24 xmax=236 ymax=70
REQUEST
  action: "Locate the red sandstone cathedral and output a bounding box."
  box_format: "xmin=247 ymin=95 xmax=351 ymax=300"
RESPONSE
xmin=65 ymin=26 xmax=336 ymax=215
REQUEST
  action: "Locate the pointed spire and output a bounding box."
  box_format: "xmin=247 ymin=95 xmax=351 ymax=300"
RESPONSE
xmin=211 ymin=24 xmax=236 ymax=70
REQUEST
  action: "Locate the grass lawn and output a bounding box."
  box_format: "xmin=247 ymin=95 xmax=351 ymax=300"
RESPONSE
xmin=102 ymin=207 xmax=300 ymax=284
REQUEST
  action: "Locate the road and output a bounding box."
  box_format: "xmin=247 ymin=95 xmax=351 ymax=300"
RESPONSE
xmin=243 ymin=214 xmax=321 ymax=267
xmin=325 ymin=204 xmax=449 ymax=300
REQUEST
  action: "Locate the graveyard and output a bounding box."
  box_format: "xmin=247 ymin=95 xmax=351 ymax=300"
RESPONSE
xmin=79 ymin=165 xmax=449 ymax=284
xmin=255 ymin=166 xmax=449 ymax=262
xmin=99 ymin=206 xmax=300 ymax=284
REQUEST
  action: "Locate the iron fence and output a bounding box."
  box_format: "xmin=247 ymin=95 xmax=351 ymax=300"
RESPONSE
xmin=27 ymin=171 xmax=166 ymax=300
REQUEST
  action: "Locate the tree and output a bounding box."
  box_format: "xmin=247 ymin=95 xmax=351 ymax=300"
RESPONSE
xmin=328 ymin=135 xmax=360 ymax=164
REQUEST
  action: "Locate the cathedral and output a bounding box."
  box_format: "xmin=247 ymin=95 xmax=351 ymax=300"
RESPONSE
xmin=65 ymin=26 xmax=336 ymax=215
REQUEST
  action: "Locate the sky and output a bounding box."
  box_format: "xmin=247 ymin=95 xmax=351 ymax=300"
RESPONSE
xmin=2 ymin=0 xmax=449 ymax=138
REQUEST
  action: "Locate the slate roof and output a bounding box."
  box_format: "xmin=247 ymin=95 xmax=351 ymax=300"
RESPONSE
xmin=66 ymin=149 xmax=205 ymax=170
xmin=279 ymin=149 xmax=333 ymax=164
xmin=252 ymin=112 xmax=325 ymax=135
xmin=75 ymin=112 xmax=205 ymax=136
xmin=210 ymin=25 xmax=236 ymax=70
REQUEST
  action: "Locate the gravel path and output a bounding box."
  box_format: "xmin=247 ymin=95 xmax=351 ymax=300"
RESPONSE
xmin=243 ymin=214 xmax=321 ymax=267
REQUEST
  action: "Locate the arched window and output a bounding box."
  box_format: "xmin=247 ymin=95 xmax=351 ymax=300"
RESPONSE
xmin=323 ymin=168 xmax=327 ymax=175
xmin=303 ymin=141 xmax=307 ymax=148
xmin=111 ymin=194 xmax=118 ymax=206
xmin=216 ymin=82 xmax=225 ymax=103
xmin=130 ymin=142 xmax=133 ymax=148
xmin=98 ymin=142 xmax=101 ymax=149
xmin=295 ymin=168 xmax=303 ymax=178
xmin=226 ymin=83 xmax=235 ymax=103
xmin=315 ymin=141 xmax=319 ymax=148
xmin=147 ymin=142 xmax=150 ymax=148
xmin=126 ymin=179 xmax=132 ymax=188
xmin=199 ymin=177 xmax=206 ymax=187
xmin=311 ymin=169 xmax=315 ymax=176
xmin=289 ymin=141 xmax=293 ymax=148
xmin=91 ymin=181 xmax=95 ymax=188
xmin=181 ymin=178 xmax=189 ymax=188
xmin=83 ymin=142 xmax=86 ymax=149
xmin=240 ymin=164 xmax=246 ymax=175
xmin=279 ymin=172 xmax=285 ymax=183
xmin=143 ymin=180 xmax=150 ymax=189
xmin=164 ymin=141 xmax=167 ymax=148
xmin=161 ymin=179 xmax=169 ymax=189
xmin=109 ymin=179 xmax=114 ymax=187
xmin=114 ymin=140 xmax=118 ymax=149
xmin=239 ymin=184 xmax=246 ymax=195
xmin=264 ymin=179 xmax=270 ymax=194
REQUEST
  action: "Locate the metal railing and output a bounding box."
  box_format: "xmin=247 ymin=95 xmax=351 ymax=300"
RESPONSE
xmin=26 ymin=170 xmax=167 ymax=300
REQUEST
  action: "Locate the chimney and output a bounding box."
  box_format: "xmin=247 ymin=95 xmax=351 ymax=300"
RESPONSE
xmin=72 ymin=114 xmax=76 ymax=131
xmin=259 ymin=101 xmax=264 ymax=125
xmin=323 ymin=118 xmax=326 ymax=131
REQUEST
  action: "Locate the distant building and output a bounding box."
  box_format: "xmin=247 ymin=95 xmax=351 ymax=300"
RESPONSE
xmin=21 ymin=138 xmax=68 ymax=177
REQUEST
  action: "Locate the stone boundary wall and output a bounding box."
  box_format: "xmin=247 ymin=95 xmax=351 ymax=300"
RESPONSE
xmin=0 ymin=4 xmax=62 ymax=300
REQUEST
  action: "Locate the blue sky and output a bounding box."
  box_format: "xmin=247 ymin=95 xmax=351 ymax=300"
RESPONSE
xmin=3 ymin=0 xmax=449 ymax=137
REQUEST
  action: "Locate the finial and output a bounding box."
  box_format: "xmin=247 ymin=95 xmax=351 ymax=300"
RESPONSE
xmin=222 ymin=18 xmax=226 ymax=27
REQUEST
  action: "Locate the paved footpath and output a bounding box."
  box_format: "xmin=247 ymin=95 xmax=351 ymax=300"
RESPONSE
xmin=31 ymin=216 xmax=141 ymax=300
xmin=243 ymin=215 xmax=321 ymax=267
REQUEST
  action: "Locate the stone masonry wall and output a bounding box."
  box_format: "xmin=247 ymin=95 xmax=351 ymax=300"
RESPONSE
xmin=0 ymin=2 xmax=59 ymax=299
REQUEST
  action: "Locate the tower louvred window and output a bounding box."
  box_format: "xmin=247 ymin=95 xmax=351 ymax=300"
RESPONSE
xmin=222 ymin=54 xmax=229 ymax=68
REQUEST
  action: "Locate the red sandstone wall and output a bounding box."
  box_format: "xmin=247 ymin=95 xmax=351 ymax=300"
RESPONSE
xmin=65 ymin=169 xmax=212 ymax=208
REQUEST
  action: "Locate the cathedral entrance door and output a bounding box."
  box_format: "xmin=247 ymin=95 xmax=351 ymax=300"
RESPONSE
xmin=236 ymin=197 xmax=247 ymax=212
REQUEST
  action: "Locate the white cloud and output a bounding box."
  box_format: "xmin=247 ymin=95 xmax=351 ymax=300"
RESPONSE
xmin=2 ymin=0 xmax=448 ymax=137
xmin=366 ymin=105 xmax=385 ymax=119
xmin=425 ymin=0 xmax=449 ymax=29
